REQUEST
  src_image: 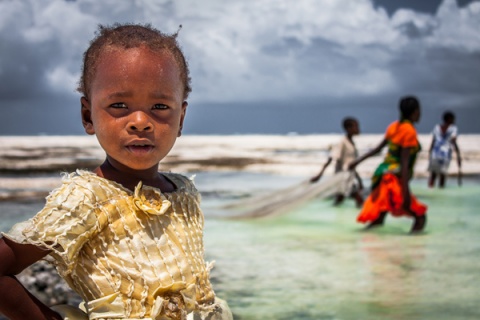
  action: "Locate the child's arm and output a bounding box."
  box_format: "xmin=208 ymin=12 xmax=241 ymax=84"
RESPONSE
xmin=0 ymin=237 xmax=62 ymax=320
xmin=348 ymin=139 xmax=388 ymax=170
xmin=452 ymin=138 xmax=462 ymax=168
xmin=354 ymin=171 xmax=364 ymax=190
xmin=428 ymin=135 xmax=435 ymax=158
xmin=310 ymin=157 xmax=332 ymax=183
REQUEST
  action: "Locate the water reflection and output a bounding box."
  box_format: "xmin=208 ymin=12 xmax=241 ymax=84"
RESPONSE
xmin=201 ymin=174 xmax=480 ymax=320
xmin=359 ymin=233 xmax=426 ymax=319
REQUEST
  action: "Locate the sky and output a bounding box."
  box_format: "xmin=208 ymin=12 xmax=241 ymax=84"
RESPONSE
xmin=0 ymin=0 xmax=479 ymax=135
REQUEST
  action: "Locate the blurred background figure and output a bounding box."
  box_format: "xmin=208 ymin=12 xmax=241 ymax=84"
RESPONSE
xmin=311 ymin=117 xmax=364 ymax=207
xmin=428 ymin=111 xmax=462 ymax=188
xmin=349 ymin=96 xmax=427 ymax=233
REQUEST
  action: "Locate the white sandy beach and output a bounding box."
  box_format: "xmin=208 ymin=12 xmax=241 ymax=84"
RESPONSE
xmin=1 ymin=134 xmax=477 ymax=200
xmin=0 ymin=134 xmax=477 ymax=176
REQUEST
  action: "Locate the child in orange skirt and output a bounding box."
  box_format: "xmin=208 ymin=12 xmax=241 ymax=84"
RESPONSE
xmin=349 ymin=96 xmax=427 ymax=233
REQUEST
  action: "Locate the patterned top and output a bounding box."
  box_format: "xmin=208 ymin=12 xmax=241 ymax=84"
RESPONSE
xmin=4 ymin=170 xmax=224 ymax=320
xmin=371 ymin=120 xmax=421 ymax=189
xmin=431 ymin=124 xmax=458 ymax=164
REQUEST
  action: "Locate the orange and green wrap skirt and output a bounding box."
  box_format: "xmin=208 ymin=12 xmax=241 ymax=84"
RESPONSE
xmin=357 ymin=172 xmax=427 ymax=223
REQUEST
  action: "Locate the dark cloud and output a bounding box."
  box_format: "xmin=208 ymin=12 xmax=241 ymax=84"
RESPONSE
xmin=389 ymin=45 xmax=480 ymax=101
xmin=374 ymin=0 xmax=477 ymax=15
xmin=0 ymin=32 xmax=61 ymax=98
xmin=396 ymin=20 xmax=436 ymax=38
xmin=1 ymin=0 xmax=480 ymax=134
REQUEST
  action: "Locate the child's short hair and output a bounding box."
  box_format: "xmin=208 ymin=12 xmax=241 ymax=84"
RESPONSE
xmin=342 ymin=117 xmax=357 ymax=130
xmin=78 ymin=23 xmax=191 ymax=100
xmin=443 ymin=110 xmax=455 ymax=122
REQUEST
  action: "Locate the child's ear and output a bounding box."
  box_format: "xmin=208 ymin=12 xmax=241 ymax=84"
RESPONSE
xmin=81 ymin=97 xmax=95 ymax=135
xmin=178 ymin=101 xmax=188 ymax=137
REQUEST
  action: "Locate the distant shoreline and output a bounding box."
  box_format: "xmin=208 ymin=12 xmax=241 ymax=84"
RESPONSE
xmin=1 ymin=134 xmax=478 ymax=201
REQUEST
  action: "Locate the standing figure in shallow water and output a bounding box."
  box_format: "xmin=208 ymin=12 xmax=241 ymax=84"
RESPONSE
xmin=0 ymin=23 xmax=232 ymax=320
xmin=428 ymin=111 xmax=462 ymax=188
xmin=349 ymin=96 xmax=427 ymax=233
xmin=310 ymin=117 xmax=364 ymax=207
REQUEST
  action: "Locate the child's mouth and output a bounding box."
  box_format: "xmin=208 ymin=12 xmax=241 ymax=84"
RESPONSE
xmin=127 ymin=144 xmax=154 ymax=154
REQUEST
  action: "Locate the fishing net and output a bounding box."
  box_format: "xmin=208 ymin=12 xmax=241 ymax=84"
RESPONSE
xmin=222 ymin=171 xmax=355 ymax=219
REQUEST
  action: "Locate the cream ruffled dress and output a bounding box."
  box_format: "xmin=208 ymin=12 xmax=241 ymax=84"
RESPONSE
xmin=3 ymin=170 xmax=232 ymax=320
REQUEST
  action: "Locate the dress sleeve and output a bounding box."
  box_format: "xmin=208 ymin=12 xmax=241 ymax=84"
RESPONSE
xmin=450 ymin=125 xmax=458 ymax=139
xmin=384 ymin=121 xmax=397 ymax=141
xmin=384 ymin=121 xmax=418 ymax=148
xmin=398 ymin=123 xmax=418 ymax=148
xmin=164 ymin=172 xmax=201 ymax=202
xmin=3 ymin=173 xmax=108 ymax=271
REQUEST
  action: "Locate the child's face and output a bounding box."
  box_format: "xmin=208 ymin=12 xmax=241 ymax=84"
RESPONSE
xmin=348 ymin=121 xmax=360 ymax=135
xmin=411 ymin=108 xmax=421 ymax=123
xmin=81 ymin=46 xmax=187 ymax=172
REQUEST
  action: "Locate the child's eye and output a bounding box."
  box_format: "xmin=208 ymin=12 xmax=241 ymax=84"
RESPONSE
xmin=110 ymin=103 xmax=127 ymax=109
xmin=153 ymin=104 xmax=169 ymax=110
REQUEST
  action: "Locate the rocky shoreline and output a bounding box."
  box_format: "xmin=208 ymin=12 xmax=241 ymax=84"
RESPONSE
xmin=20 ymin=261 xmax=82 ymax=306
xmin=0 ymin=260 xmax=82 ymax=320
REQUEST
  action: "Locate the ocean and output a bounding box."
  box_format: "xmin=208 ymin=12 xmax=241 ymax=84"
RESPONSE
xmin=2 ymin=98 xmax=480 ymax=136
xmin=1 ymin=170 xmax=480 ymax=319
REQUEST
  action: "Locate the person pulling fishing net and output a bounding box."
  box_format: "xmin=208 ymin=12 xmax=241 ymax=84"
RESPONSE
xmin=223 ymin=117 xmax=364 ymax=219
xmin=310 ymin=117 xmax=364 ymax=208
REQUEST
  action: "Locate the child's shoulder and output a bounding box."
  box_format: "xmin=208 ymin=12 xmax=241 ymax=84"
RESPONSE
xmin=62 ymin=170 xmax=117 ymax=190
xmin=386 ymin=120 xmax=415 ymax=135
xmin=385 ymin=121 xmax=398 ymax=136
xmin=59 ymin=169 xmax=107 ymax=185
xmin=53 ymin=170 xmax=200 ymax=200
xmin=162 ymin=172 xmax=199 ymax=195
xmin=46 ymin=170 xmax=125 ymax=205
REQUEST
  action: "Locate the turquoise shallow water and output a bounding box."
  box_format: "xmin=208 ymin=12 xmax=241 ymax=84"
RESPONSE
xmin=1 ymin=172 xmax=479 ymax=320
xmin=196 ymin=172 xmax=480 ymax=320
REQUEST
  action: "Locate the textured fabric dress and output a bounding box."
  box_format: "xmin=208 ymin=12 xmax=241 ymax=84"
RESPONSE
xmin=3 ymin=170 xmax=232 ymax=320
xmin=357 ymin=121 xmax=427 ymax=223
xmin=428 ymin=124 xmax=458 ymax=174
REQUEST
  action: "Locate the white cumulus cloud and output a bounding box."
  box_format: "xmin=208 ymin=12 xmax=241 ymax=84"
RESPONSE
xmin=0 ymin=0 xmax=479 ymax=107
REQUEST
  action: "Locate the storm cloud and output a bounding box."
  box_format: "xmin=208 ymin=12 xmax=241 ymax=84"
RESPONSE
xmin=1 ymin=0 xmax=479 ymax=134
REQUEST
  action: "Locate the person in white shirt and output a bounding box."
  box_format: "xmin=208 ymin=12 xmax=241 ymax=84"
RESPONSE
xmin=428 ymin=111 xmax=462 ymax=188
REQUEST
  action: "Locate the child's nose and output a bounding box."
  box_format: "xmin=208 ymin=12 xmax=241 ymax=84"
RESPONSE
xmin=127 ymin=111 xmax=153 ymax=132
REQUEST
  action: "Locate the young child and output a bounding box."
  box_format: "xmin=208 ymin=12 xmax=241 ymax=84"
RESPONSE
xmin=0 ymin=24 xmax=232 ymax=320
xmin=349 ymin=96 xmax=427 ymax=233
xmin=310 ymin=117 xmax=364 ymax=207
xmin=428 ymin=111 xmax=462 ymax=188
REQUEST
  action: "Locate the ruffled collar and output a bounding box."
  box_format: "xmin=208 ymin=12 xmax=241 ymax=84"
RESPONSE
xmin=133 ymin=181 xmax=172 ymax=215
